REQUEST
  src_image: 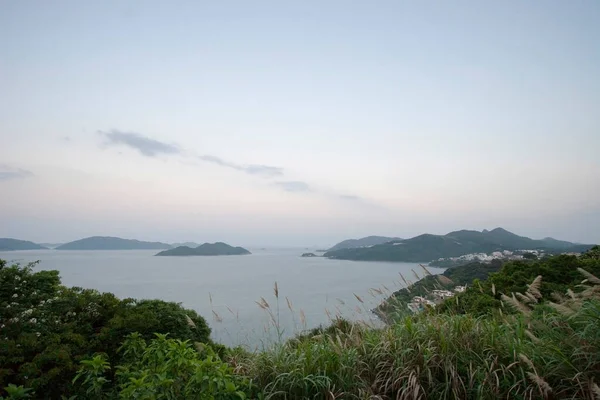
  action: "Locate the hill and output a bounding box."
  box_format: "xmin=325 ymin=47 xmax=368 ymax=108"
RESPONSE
xmin=327 ymin=235 xmax=401 ymax=252
xmin=0 ymin=238 xmax=47 ymax=251
xmin=155 ymin=242 xmax=251 ymax=256
xmin=324 ymin=228 xmax=594 ymax=263
xmin=171 ymin=242 xmax=201 ymax=248
xmin=56 ymin=236 xmax=172 ymax=250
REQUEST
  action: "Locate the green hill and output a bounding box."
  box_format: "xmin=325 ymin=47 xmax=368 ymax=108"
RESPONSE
xmin=0 ymin=238 xmax=47 ymax=251
xmin=155 ymin=242 xmax=251 ymax=256
xmin=56 ymin=236 xmax=172 ymax=250
xmin=324 ymin=228 xmax=593 ymax=263
xmin=327 ymin=236 xmax=401 ymax=252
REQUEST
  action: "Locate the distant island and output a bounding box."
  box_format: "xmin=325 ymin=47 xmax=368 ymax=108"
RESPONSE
xmin=327 ymin=236 xmax=402 ymax=252
xmin=56 ymin=236 xmax=173 ymax=250
xmin=0 ymin=238 xmax=47 ymax=251
xmin=171 ymin=242 xmax=201 ymax=248
xmin=156 ymin=242 xmax=251 ymax=256
xmin=324 ymin=228 xmax=594 ymax=263
xmin=301 ymin=252 xmax=318 ymax=257
xmin=37 ymin=243 xmax=64 ymax=249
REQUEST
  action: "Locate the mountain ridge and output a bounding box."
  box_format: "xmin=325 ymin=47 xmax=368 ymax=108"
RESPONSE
xmin=56 ymin=236 xmax=173 ymax=250
xmin=327 ymin=236 xmax=402 ymax=252
xmin=324 ymin=228 xmax=594 ymax=263
xmin=0 ymin=238 xmax=47 ymax=251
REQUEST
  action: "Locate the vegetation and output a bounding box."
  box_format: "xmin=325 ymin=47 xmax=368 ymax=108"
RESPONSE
xmin=2 ymin=246 xmax=600 ymax=399
xmin=56 ymin=236 xmax=172 ymax=250
xmin=376 ymin=260 xmax=504 ymax=318
xmin=438 ymin=248 xmax=600 ymax=316
xmin=72 ymin=333 xmax=254 ymax=399
xmin=324 ymin=227 xmax=593 ymax=262
xmin=155 ymin=243 xmax=251 ymax=256
xmin=0 ymin=259 xmax=213 ymax=398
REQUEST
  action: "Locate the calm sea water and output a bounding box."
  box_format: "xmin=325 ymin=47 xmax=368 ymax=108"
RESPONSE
xmin=1 ymin=248 xmax=442 ymax=349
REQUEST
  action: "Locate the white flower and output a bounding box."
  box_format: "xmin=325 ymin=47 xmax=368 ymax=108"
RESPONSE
xmin=29 ymin=318 xmax=37 ymax=324
xmin=22 ymin=309 xmax=33 ymax=316
xmin=6 ymin=305 xmax=10 ymax=309
xmin=0 ymin=324 xmax=5 ymax=329
xmin=35 ymin=332 xmax=41 ymax=337
xmin=12 ymin=294 xmax=18 ymax=298
xmin=39 ymin=300 xmax=45 ymax=306
xmin=15 ymin=276 xmax=20 ymax=281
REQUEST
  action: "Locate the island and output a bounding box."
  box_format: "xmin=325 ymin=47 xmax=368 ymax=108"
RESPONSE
xmin=56 ymin=236 xmax=172 ymax=250
xmin=301 ymin=252 xmax=318 ymax=257
xmin=0 ymin=238 xmax=48 ymax=251
xmin=155 ymin=242 xmax=251 ymax=256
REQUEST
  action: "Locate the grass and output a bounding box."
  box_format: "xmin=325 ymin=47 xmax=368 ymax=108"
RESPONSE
xmin=227 ymin=270 xmax=600 ymax=399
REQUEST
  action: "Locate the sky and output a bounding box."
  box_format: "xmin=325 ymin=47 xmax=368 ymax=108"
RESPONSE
xmin=1 ymin=0 xmax=599 ymax=246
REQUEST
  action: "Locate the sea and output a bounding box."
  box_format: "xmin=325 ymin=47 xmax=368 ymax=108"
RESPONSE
xmin=1 ymin=248 xmax=442 ymax=349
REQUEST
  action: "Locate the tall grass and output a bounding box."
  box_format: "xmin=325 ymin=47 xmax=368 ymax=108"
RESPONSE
xmin=231 ymin=270 xmax=600 ymax=399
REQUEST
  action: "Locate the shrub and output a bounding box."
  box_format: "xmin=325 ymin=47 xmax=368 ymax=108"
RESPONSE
xmin=0 ymin=260 xmax=212 ymax=399
xmin=73 ymin=333 xmax=254 ymax=399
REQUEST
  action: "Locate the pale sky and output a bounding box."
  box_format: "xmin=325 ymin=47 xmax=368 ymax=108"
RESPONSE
xmin=1 ymin=1 xmax=599 ymax=246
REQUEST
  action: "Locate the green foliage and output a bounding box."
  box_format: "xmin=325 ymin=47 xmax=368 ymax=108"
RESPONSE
xmin=74 ymin=333 xmax=253 ymax=399
xmin=240 ymin=282 xmax=600 ymax=399
xmin=0 ymin=260 xmax=212 ymax=399
xmin=0 ymin=384 xmax=33 ymax=399
xmin=439 ymin=253 xmax=600 ymax=315
xmin=377 ymin=260 xmax=504 ymax=317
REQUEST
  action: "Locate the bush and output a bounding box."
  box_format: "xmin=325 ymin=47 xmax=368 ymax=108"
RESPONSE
xmin=0 ymin=260 xmax=212 ymax=399
xmin=73 ymin=333 xmax=254 ymax=399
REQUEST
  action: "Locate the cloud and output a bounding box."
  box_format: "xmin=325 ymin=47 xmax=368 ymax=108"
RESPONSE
xmin=99 ymin=130 xmax=180 ymax=157
xmin=198 ymin=155 xmax=283 ymax=177
xmin=95 ymin=129 xmax=373 ymax=203
xmin=0 ymin=165 xmax=34 ymax=181
xmin=98 ymin=128 xmax=283 ymax=176
xmin=339 ymin=194 xmax=362 ymax=201
xmin=274 ymin=181 xmax=311 ymax=192
xmin=244 ymin=165 xmax=284 ymax=177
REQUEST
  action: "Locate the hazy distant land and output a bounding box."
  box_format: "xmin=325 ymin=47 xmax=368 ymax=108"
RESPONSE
xmin=156 ymin=242 xmax=251 ymax=256
xmin=56 ymin=236 xmax=172 ymax=250
xmin=0 ymin=238 xmax=47 ymax=251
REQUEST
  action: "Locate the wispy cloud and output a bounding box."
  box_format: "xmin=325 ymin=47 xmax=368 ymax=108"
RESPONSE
xmin=98 ymin=129 xmax=283 ymax=177
xmin=96 ymin=129 xmax=371 ymax=204
xmin=339 ymin=194 xmax=362 ymax=201
xmin=0 ymin=165 xmax=34 ymax=181
xmin=198 ymin=155 xmax=284 ymax=177
xmin=99 ymin=129 xmax=180 ymax=157
xmin=274 ymin=181 xmax=311 ymax=192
